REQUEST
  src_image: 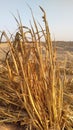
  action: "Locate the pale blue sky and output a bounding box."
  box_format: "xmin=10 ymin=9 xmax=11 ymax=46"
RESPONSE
xmin=0 ymin=0 xmax=73 ymax=41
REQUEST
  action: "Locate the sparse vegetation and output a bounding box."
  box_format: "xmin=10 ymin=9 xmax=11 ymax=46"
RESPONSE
xmin=0 ymin=7 xmax=73 ymax=130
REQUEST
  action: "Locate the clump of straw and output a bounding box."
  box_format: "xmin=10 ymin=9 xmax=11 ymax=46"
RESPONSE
xmin=0 ymin=7 xmax=73 ymax=130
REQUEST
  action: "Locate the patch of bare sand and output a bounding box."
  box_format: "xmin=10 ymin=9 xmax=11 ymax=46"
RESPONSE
xmin=0 ymin=43 xmax=9 ymax=61
xmin=0 ymin=125 xmax=16 ymax=130
xmin=0 ymin=124 xmax=24 ymax=130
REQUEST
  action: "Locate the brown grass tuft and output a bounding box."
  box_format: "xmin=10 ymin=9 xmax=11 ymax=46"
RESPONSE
xmin=0 ymin=7 xmax=73 ymax=130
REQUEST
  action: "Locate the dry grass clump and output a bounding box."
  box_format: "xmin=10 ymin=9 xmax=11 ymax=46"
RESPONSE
xmin=0 ymin=7 xmax=73 ymax=130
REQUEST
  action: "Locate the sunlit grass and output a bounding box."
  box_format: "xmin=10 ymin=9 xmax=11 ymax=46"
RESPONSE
xmin=0 ymin=7 xmax=73 ymax=130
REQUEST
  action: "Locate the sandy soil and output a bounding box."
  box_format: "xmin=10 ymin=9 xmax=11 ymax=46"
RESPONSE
xmin=0 ymin=41 xmax=73 ymax=59
xmin=0 ymin=43 xmax=9 ymax=61
xmin=0 ymin=125 xmax=20 ymax=130
xmin=0 ymin=124 xmax=25 ymax=130
xmin=0 ymin=125 xmax=16 ymax=130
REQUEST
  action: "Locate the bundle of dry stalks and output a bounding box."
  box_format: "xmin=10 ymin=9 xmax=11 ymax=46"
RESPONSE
xmin=0 ymin=7 xmax=73 ymax=130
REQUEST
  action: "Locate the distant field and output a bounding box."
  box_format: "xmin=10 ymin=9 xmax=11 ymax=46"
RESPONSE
xmin=0 ymin=43 xmax=9 ymax=61
xmin=0 ymin=41 xmax=73 ymax=61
